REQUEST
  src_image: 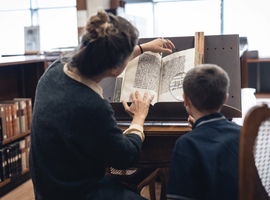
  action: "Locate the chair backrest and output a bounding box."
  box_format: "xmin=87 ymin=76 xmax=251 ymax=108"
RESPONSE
xmin=239 ymin=103 xmax=270 ymax=200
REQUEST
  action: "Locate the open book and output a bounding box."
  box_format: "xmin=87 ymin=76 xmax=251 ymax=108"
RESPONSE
xmin=113 ymin=48 xmax=195 ymax=105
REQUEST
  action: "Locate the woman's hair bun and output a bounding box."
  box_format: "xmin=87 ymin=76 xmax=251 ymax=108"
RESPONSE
xmin=85 ymin=10 xmax=114 ymax=42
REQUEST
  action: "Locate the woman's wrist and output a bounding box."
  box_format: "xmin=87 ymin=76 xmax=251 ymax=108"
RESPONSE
xmin=138 ymin=44 xmax=143 ymax=54
xmin=139 ymin=43 xmax=151 ymax=53
xmin=132 ymin=115 xmax=145 ymax=127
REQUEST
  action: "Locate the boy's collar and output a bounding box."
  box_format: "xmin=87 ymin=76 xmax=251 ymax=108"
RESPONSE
xmin=192 ymin=113 xmax=225 ymax=129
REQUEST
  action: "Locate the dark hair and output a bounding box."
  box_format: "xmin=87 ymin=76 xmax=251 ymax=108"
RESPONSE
xmin=63 ymin=10 xmax=139 ymax=77
xmin=183 ymin=64 xmax=230 ymax=112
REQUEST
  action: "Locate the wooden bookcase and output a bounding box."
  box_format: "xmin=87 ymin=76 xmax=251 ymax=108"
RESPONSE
xmin=0 ymin=55 xmax=58 ymax=197
xmin=241 ymin=54 xmax=270 ymax=92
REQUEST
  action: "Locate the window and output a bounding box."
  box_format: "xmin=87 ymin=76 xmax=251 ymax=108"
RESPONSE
xmin=1 ymin=0 xmax=269 ymax=57
xmin=0 ymin=0 xmax=77 ymax=56
xmin=125 ymin=0 xmax=221 ymax=38
xmin=125 ymin=3 xmax=154 ymax=37
xmin=0 ymin=10 xmax=31 ymax=55
xmin=153 ymin=0 xmax=221 ymax=37
xmin=125 ymin=0 xmax=270 ymax=57
xmin=223 ymin=0 xmax=270 ymax=57
xmin=38 ymin=7 xmax=78 ymax=51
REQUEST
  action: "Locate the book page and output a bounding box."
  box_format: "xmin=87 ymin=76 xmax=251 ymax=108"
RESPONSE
xmin=158 ymin=48 xmax=195 ymax=102
xmin=113 ymin=68 xmax=126 ymax=102
xmin=120 ymin=52 xmax=162 ymax=104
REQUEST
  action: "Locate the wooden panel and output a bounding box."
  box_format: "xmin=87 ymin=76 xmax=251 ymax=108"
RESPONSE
xmin=76 ymin=0 xmax=87 ymax=10
xmin=22 ymin=62 xmax=45 ymax=102
xmin=0 ymin=66 xmax=20 ymax=101
xmin=119 ymin=124 xmax=190 ymax=168
xmin=137 ymin=135 xmax=183 ymax=167
xmin=0 ymin=55 xmax=58 ymax=102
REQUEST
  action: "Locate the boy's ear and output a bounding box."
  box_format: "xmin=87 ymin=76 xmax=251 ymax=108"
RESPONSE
xmin=182 ymin=93 xmax=190 ymax=107
xmin=224 ymin=93 xmax=229 ymax=104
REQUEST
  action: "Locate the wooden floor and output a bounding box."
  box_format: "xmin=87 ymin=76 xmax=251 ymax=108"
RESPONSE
xmin=1 ymin=179 xmax=161 ymax=200
xmin=1 ymin=180 xmax=35 ymax=200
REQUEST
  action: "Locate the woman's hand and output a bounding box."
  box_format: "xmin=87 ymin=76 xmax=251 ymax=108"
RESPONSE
xmin=141 ymin=38 xmax=175 ymax=54
xmin=132 ymin=38 xmax=175 ymax=58
xmin=122 ymin=91 xmax=154 ymax=126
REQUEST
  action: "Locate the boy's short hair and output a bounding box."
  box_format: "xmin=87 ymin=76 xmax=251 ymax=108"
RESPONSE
xmin=183 ymin=64 xmax=230 ymax=112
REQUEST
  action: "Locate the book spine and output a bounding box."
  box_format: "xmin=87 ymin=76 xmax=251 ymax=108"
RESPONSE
xmin=25 ymin=99 xmax=32 ymax=131
xmin=16 ymin=141 xmax=22 ymax=175
xmin=12 ymin=142 xmax=21 ymax=176
xmin=0 ymin=105 xmax=7 ymax=140
xmin=18 ymin=100 xmax=27 ymax=133
xmin=9 ymin=144 xmax=15 ymax=177
xmin=5 ymin=105 xmax=12 ymax=139
xmin=0 ymin=149 xmax=5 ymax=182
xmin=25 ymin=135 xmax=31 ymax=169
xmin=0 ymin=118 xmax=2 ymax=142
xmin=2 ymin=148 xmax=8 ymax=181
xmin=14 ymin=98 xmax=32 ymax=131
xmin=10 ymin=103 xmax=18 ymax=136
xmin=5 ymin=147 xmax=11 ymax=178
xmin=13 ymin=101 xmax=20 ymax=135
xmin=19 ymin=139 xmax=27 ymax=172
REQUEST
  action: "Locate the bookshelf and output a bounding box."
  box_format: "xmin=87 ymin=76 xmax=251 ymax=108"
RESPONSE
xmin=0 ymin=55 xmax=58 ymax=197
xmin=241 ymin=55 xmax=270 ymax=92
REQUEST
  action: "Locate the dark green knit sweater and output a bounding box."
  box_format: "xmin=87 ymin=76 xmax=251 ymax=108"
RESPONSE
xmin=30 ymin=60 xmax=142 ymax=199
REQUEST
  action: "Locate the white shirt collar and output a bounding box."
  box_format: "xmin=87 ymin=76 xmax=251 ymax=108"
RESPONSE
xmin=63 ymin=64 xmax=104 ymax=98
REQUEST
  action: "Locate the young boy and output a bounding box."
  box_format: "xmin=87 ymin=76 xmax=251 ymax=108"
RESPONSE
xmin=167 ymin=64 xmax=241 ymax=200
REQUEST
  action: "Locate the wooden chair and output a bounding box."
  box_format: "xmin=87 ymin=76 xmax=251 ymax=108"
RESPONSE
xmin=239 ymin=103 xmax=270 ymax=200
xmin=107 ymin=167 xmax=168 ymax=200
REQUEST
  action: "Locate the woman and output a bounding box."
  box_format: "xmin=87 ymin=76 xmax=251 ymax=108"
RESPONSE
xmin=30 ymin=10 xmax=174 ymax=200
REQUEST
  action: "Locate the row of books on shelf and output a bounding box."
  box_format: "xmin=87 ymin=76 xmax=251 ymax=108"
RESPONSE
xmin=0 ymin=98 xmax=32 ymax=142
xmin=0 ymin=135 xmax=30 ymax=182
